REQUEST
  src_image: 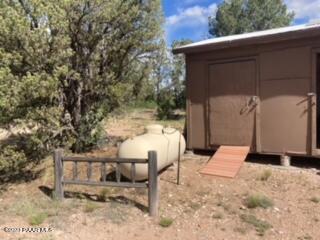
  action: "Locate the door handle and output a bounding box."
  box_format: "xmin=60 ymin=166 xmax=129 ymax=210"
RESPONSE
xmin=307 ymin=92 xmax=315 ymax=97
xmin=249 ymin=96 xmax=259 ymax=106
xmin=241 ymin=96 xmax=259 ymax=115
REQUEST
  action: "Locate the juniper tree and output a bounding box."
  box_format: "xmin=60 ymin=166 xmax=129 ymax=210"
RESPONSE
xmin=209 ymin=0 xmax=294 ymax=37
xmin=0 ymin=0 xmax=164 ymax=177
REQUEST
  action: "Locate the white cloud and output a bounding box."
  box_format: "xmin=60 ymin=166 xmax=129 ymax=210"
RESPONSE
xmin=286 ymin=0 xmax=320 ymax=21
xmin=165 ymin=3 xmax=217 ymax=44
xmin=166 ymin=3 xmax=217 ymax=29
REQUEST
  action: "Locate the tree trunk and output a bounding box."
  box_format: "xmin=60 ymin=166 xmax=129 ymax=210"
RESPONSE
xmin=71 ymin=80 xmax=83 ymax=153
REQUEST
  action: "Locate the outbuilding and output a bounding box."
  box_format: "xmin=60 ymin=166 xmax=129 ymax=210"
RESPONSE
xmin=173 ymin=23 xmax=320 ymax=157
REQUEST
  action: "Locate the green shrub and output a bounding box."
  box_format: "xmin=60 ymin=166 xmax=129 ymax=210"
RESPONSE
xmin=0 ymin=145 xmax=27 ymax=171
xmin=240 ymin=214 xmax=272 ymax=236
xmin=259 ymin=170 xmax=272 ymax=181
xmin=29 ymin=212 xmax=48 ymax=226
xmin=132 ymin=100 xmax=157 ymax=109
xmin=245 ymin=194 xmax=274 ymax=209
xmin=0 ymin=130 xmax=55 ymax=183
xmin=98 ymin=188 xmax=110 ymax=201
xmin=0 ymin=145 xmax=28 ymax=178
xmin=157 ymin=89 xmax=176 ymax=120
xmin=159 ymin=217 xmax=174 ymax=228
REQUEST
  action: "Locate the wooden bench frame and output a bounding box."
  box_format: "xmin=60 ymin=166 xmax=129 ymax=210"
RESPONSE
xmin=53 ymin=149 xmax=158 ymax=216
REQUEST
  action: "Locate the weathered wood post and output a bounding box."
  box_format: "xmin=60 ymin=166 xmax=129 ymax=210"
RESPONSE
xmin=148 ymin=151 xmax=158 ymax=217
xmin=54 ymin=149 xmax=64 ymax=199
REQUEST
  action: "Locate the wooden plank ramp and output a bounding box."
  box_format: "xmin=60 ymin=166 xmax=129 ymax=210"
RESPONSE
xmin=199 ymin=146 xmax=250 ymax=178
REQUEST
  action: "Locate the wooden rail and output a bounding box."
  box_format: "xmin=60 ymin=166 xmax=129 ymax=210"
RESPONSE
xmin=53 ymin=149 xmax=158 ymax=217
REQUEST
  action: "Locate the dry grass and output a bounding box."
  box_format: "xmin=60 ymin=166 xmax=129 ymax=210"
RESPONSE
xmin=97 ymin=188 xmax=110 ymax=201
xmin=245 ymin=194 xmax=274 ymax=209
xmin=189 ymin=202 xmax=201 ymax=211
xmin=29 ymin=212 xmax=48 ymax=225
xmin=234 ymin=227 xmax=247 ymax=235
xmin=105 ymin=202 xmax=130 ymax=224
xmin=216 ymin=200 xmax=234 ymax=213
xmin=1 ymin=108 xmax=320 ymax=240
xmin=212 ymin=212 xmax=223 ymax=219
xmin=9 ymin=199 xmax=50 ymax=225
xmin=258 ymin=169 xmax=272 ymax=181
xmin=83 ymin=201 xmax=101 ymax=213
xmin=7 ymin=196 xmax=83 ymax=227
xmin=38 ymin=235 xmax=56 ymax=240
xmin=240 ymin=214 xmax=272 ymax=236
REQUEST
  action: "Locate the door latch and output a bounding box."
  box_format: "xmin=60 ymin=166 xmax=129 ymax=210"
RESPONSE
xmin=249 ymin=96 xmax=259 ymax=106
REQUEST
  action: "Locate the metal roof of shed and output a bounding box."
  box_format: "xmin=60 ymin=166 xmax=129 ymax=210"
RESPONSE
xmin=173 ymin=22 xmax=320 ymax=54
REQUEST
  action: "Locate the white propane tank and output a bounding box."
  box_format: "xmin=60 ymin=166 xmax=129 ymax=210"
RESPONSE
xmin=118 ymin=124 xmax=186 ymax=181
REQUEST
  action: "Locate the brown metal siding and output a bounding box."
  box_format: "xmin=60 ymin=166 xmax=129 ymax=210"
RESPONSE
xmin=260 ymin=79 xmax=310 ymax=153
xmin=260 ymin=47 xmax=311 ymax=80
xmin=259 ymin=47 xmax=311 ymax=154
xmin=208 ymin=60 xmax=256 ymax=148
xmin=186 ymin=37 xmax=320 ymax=154
xmin=186 ymin=59 xmax=207 ymax=149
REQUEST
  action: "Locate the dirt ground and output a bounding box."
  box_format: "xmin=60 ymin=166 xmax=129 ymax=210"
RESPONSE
xmin=0 ymin=108 xmax=320 ymax=240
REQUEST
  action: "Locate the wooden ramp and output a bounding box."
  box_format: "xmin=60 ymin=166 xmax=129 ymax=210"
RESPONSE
xmin=199 ymin=146 xmax=250 ymax=178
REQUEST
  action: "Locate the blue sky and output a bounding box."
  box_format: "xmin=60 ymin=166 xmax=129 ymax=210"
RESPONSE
xmin=162 ymin=0 xmax=320 ymax=45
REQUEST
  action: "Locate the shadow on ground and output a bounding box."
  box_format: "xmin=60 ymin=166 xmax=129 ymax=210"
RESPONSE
xmin=0 ymin=169 xmax=43 ymax=192
xmin=194 ymin=149 xmax=320 ymax=172
xmin=38 ymin=186 xmax=148 ymax=213
xmin=248 ymin=154 xmax=320 ymax=171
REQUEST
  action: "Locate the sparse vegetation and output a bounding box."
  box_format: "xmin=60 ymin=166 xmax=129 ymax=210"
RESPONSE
xmin=217 ymin=200 xmax=232 ymax=213
xmin=135 ymin=188 xmax=147 ymax=196
xmin=98 ymin=188 xmax=110 ymax=202
xmin=106 ymin=202 xmax=129 ymax=224
xmin=212 ymin=212 xmax=223 ymax=219
xmin=259 ymin=169 xmax=272 ymax=181
xmin=74 ymin=192 xmax=86 ymax=200
xmin=83 ymin=201 xmax=100 ymax=213
xmin=189 ymin=202 xmax=201 ymax=211
xmin=240 ymin=214 xmax=272 ymax=236
xmin=1 ymin=107 xmax=319 ymax=239
xmin=234 ymin=227 xmax=247 ymax=235
xmin=159 ymin=217 xmax=174 ymax=228
xmin=39 ymin=235 xmax=56 ymax=240
xmin=9 ymin=199 xmax=51 ymax=226
xmin=245 ymin=194 xmax=274 ymax=209
xmin=298 ymin=234 xmax=313 ymax=240
xmin=29 ymin=212 xmax=48 ymax=226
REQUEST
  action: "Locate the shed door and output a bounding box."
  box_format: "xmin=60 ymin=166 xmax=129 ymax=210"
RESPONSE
xmin=209 ymin=60 xmax=256 ymax=148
